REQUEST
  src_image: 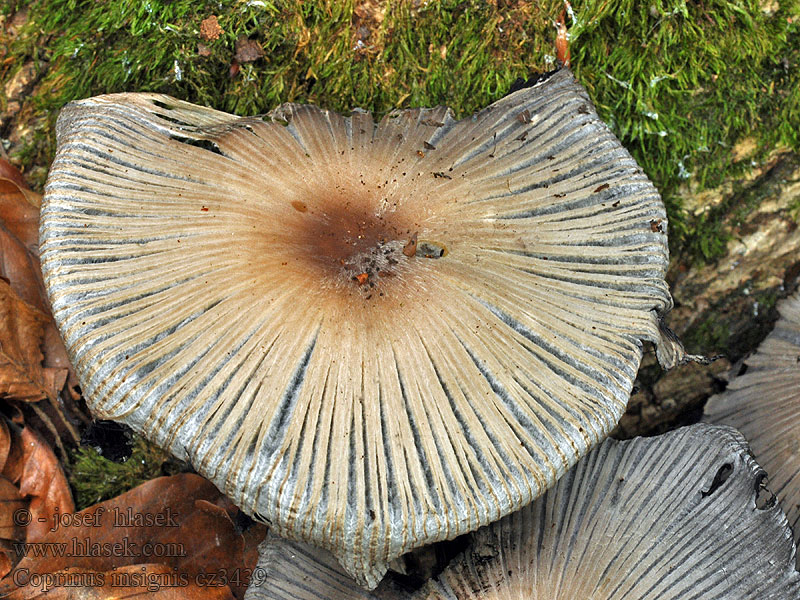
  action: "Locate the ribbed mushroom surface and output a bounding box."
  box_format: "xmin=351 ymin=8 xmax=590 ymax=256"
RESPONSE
xmin=705 ymin=291 xmax=800 ymax=555
xmin=248 ymin=424 xmax=800 ymax=599
xmin=41 ymin=69 xmax=683 ymax=586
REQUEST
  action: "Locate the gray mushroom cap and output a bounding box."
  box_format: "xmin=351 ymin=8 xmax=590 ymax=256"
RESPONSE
xmin=247 ymin=424 xmax=800 ymax=599
xmin=41 ymin=69 xmax=687 ymax=586
xmin=705 ymin=290 xmax=800 ymax=555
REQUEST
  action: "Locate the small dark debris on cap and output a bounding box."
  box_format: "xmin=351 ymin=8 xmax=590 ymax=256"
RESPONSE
xmin=506 ymin=70 xmax=560 ymax=96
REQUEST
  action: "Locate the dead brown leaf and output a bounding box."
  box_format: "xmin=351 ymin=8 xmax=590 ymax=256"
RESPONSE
xmin=17 ymin=425 xmax=75 ymax=542
xmin=234 ymin=36 xmax=263 ymax=63
xmin=0 ymin=473 xmax=266 ymax=599
xmin=0 ymin=415 xmax=26 ymax=566
xmin=199 ymin=15 xmax=223 ymax=41
xmin=0 ymin=409 xmax=12 ymax=470
xmin=0 ymin=477 xmax=27 ymax=575
xmin=0 ymin=281 xmax=65 ymax=402
xmin=0 ymin=162 xmax=29 ymax=192
xmin=1 ymin=416 xmax=24 ymax=482
xmin=0 ymin=165 xmax=75 ymax=399
xmin=0 ymin=419 xmax=73 ymax=578
xmin=0 ymin=176 xmax=43 ymax=308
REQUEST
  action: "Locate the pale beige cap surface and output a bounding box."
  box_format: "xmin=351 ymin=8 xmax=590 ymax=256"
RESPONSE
xmin=41 ymin=69 xmax=685 ymax=586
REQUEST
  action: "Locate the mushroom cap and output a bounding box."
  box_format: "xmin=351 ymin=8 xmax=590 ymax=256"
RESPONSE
xmin=247 ymin=424 xmax=800 ymax=599
xmin=705 ymin=290 xmax=800 ymax=553
xmin=41 ymin=69 xmax=681 ymax=586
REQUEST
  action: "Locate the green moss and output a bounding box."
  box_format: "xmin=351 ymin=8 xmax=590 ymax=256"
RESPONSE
xmin=68 ymin=434 xmax=184 ymax=510
xmin=680 ymin=284 xmax=783 ymax=360
xmin=683 ymin=209 xmax=732 ymax=263
xmin=754 ymin=288 xmax=779 ymax=312
xmin=570 ymin=0 xmax=800 ymax=249
xmin=4 ymin=0 xmax=799 ymax=253
xmin=683 ymin=312 xmax=731 ymax=354
xmin=7 ymin=1 xmax=563 ymax=121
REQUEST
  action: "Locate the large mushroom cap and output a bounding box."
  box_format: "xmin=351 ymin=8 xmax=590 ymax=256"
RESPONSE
xmin=41 ymin=69 xmax=684 ymax=586
xmin=248 ymin=424 xmax=800 ymax=599
xmin=705 ymin=290 xmax=800 ymax=552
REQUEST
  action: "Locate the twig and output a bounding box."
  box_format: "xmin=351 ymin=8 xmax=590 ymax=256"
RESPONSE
xmin=31 ymin=402 xmax=71 ymax=461
xmin=49 ymin=393 xmax=82 ymax=444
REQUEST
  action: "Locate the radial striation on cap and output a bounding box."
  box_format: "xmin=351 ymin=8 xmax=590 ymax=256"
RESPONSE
xmin=41 ymin=69 xmax=687 ymax=586
xmin=705 ymin=290 xmax=800 ymax=557
xmin=248 ymin=424 xmax=800 ymax=599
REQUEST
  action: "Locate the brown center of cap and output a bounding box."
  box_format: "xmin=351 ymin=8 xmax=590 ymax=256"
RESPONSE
xmin=286 ymin=187 xmax=420 ymax=298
